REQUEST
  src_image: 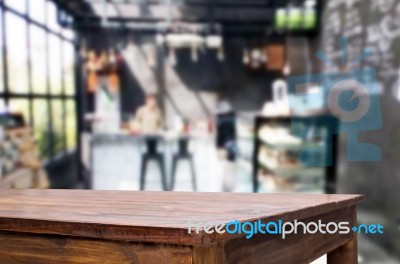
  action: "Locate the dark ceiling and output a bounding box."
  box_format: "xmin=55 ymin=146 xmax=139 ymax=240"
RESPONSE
xmin=53 ymin=0 xmax=320 ymax=36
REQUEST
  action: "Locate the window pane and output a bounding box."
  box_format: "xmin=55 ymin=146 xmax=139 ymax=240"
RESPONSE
xmin=66 ymin=99 xmax=77 ymax=149
xmin=8 ymin=99 xmax=31 ymax=125
xmin=62 ymin=28 xmax=74 ymax=41
xmin=0 ymin=11 xmax=3 ymax=93
xmin=33 ymin=99 xmax=50 ymax=160
xmin=63 ymin=41 xmax=75 ymax=95
xmin=6 ymin=12 xmax=29 ymax=94
xmin=49 ymin=35 xmax=62 ymax=94
xmin=5 ymin=0 xmax=26 ymax=13
xmin=51 ymin=99 xmax=64 ymax=155
xmin=29 ymin=0 xmax=46 ymax=25
xmin=47 ymin=1 xmax=60 ymax=33
xmin=30 ymin=25 xmax=47 ymax=94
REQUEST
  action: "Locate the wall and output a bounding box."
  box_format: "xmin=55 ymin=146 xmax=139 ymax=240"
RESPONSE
xmin=321 ymin=0 xmax=400 ymax=257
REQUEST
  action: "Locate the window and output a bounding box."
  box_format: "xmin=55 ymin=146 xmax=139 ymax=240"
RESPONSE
xmin=29 ymin=0 xmax=46 ymax=25
xmin=5 ymin=0 xmax=26 ymax=14
xmin=49 ymin=34 xmax=62 ymax=94
xmin=64 ymin=42 xmax=75 ymax=95
xmin=6 ymin=12 xmax=28 ymax=94
xmin=8 ymin=99 xmax=31 ymax=125
xmin=1 ymin=1 xmax=78 ymax=162
xmin=62 ymin=28 xmax=74 ymax=41
xmin=51 ymin=99 xmax=65 ymax=154
xmin=30 ymin=25 xmax=47 ymax=94
xmin=66 ymin=99 xmax=77 ymax=149
xmin=47 ymin=1 xmax=60 ymax=33
xmin=33 ymin=99 xmax=50 ymax=159
xmin=0 ymin=11 xmax=3 ymax=93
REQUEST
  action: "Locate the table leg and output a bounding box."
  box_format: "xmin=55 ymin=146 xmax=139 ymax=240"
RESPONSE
xmin=327 ymin=236 xmax=358 ymax=264
xmin=192 ymin=244 xmax=223 ymax=264
xmin=328 ymin=205 xmax=358 ymax=264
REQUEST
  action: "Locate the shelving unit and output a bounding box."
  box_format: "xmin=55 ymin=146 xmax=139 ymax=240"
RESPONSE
xmin=252 ymin=115 xmax=339 ymax=194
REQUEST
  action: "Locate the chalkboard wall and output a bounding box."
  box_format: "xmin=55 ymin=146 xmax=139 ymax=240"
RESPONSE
xmin=321 ymin=0 xmax=400 ymax=258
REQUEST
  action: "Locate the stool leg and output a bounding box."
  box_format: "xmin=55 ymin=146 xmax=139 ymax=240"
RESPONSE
xmin=140 ymin=155 xmax=148 ymax=191
xmin=189 ymin=156 xmax=197 ymax=191
xmin=170 ymin=155 xmax=179 ymax=191
xmin=157 ymin=155 xmax=168 ymax=191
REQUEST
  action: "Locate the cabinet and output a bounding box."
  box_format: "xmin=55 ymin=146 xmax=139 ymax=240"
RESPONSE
xmin=252 ymin=115 xmax=339 ymax=193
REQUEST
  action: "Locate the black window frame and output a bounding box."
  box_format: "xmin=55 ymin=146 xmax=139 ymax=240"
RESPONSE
xmin=0 ymin=0 xmax=78 ymax=163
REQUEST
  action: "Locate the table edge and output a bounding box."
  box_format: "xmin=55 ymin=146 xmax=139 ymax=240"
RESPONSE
xmin=0 ymin=194 xmax=363 ymax=245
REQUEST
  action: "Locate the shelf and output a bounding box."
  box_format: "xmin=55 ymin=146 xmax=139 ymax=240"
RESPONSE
xmin=262 ymin=186 xmax=325 ymax=194
xmin=258 ymin=158 xmax=324 ymax=178
xmin=259 ymin=134 xmax=324 ymax=151
xmin=253 ymin=114 xmax=339 ymax=193
xmin=258 ymin=174 xmax=324 ymax=194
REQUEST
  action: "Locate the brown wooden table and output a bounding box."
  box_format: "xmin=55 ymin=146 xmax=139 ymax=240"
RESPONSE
xmin=0 ymin=190 xmax=362 ymax=264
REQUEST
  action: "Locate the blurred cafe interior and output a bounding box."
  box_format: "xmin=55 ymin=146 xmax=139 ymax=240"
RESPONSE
xmin=0 ymin=0 xmax=400 ymax=262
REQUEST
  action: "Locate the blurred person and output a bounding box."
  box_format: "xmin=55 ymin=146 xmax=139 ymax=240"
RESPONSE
xmin=132 ymin=94 xmax=163 ymax=134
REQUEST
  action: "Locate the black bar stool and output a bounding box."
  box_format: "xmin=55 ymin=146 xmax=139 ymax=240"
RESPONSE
xmin=170 ymin=137 xmax=197 ymax=191
xmin=140 ymin=136 xmax=168 ymax=191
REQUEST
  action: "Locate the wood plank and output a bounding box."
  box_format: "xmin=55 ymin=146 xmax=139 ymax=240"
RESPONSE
xmin=327 ymin=205 xmax=358 ymax=264
xmin=222 ymin=206 xmax=357 ymax=264
xmin=327 ymin=238 xmax=357 ymax=264
xmin=193 ymin=244 xmax=224 ymax=264
xmin=0 ymin=231 xmax=192 ymax=264
xmin=0 ymin=190 xmax=362 ymax=245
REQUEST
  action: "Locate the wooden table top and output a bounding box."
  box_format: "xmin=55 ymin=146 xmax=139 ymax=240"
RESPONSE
xmin=0 ymin=190 xmax=362 ymax=245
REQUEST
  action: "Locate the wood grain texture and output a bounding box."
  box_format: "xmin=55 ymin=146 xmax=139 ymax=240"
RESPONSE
xmin=327 ymin=238 xmax=358 ymax=264
xmin=327 ymin=205 xmax=358 ymax=264
xmin=193 ymin=244 xmax=224 ymax=264
xmin=0 ymin=191 xmax=362 ymax=264
xmin=222 ymin=206 xmax=357 ymax=264
xmin=0 ymin=231 xmax=193 ymax=264
xmin=0 ymin=190 xmax=362 ymax=245
xmin=0 ymin=206 xmax=359 ymax=264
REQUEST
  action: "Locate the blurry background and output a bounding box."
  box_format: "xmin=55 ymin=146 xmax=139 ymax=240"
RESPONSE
xmin=0 ymin=0 xmax=399 ymax=263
